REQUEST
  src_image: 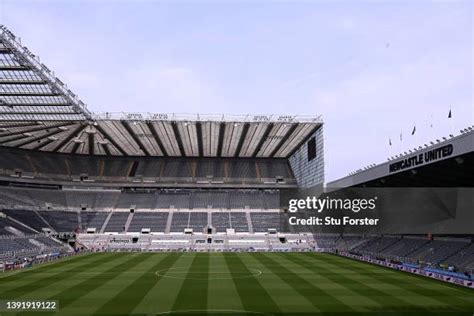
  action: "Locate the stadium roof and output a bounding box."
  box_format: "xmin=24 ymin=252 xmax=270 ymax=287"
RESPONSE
xmin=0 ymin=26 xmax=322 ymax=158
xmin=0 ymin=117 xmax=321 ymax=158
xmin=327 ymin=129 xmax=474 ymax=188
xmin=0 ymin=25 xmax=92 ymax=121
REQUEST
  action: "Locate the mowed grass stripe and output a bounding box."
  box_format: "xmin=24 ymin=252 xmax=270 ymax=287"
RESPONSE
xmin=134 ymin=253 xmax=195 ymax=314
xmin=93 ymin=253 xmax=183 ymax=315
xmin=171 ymin=253 xmax=210 ymax=313
xmin=313 ymin=253 xmax=474 ymax=309
xmin=252 ymin=252 xmax=353 ymax=313
xmin=318 ymin=253 xmax=474 ymax=308
xmin=0 ymin=253 xmax=119 ymax=299
xmin=60 ymin=253 xmax=166 ymax=316
xmin=207 ymin=253 xmax=244 ymax=312
xmin=280 ymin=253 xmax=428 ymax=313
xmin=326 ymin=253 xmax=474 ymax=295
xmin=224 ymin=253 xmax=281 ymax=314
xmin=0 ymin=253 xmax=95 ymax=283
xmin=17 ymin=253 xmax=153 ymax=316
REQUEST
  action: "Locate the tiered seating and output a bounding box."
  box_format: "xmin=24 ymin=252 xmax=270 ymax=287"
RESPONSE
xmin=1 ymin=147 xmax=296 ymax=184
xmin=38 ymin=211 xmax=79 ymax=232
xmin=94 ymin=192 xmax=120 ymax=209
xmin=229 ymin=161 xmax=257 ymax=179
xmin=2 ymin=209 xmax=46 ymax=231
xmin=134 ymin=160 xmax=163 ymax=178
xmin=161 ymin=161 xmax=193 ymax=178
xmin=128 ymin=212 xmax=169 ymax=232
xmin=444 ymin=243 xmax=474 ymax=271
xmin=191 ymin=192 xmax=212 ymax=209
xmin=332 ymin=236 xmax=474 ymax=273
xmin=65 ymin=191 xmax=98 ymax=209
xmin=0 ymin=217 xmax=36 ymax=235
xmin=35 ymin=236 xmax=61 ymax=247
xmin=0 ymin=237 xmax=35 ymax=253
xmin=207 ymin=192 xmax=228 ymax=209
xmin=67 ymin=157 xmax=101 ymax=176
xmin=1 ymin=187 xmax=281 ymax=211
xmin=334 ymin=236 xmax=364 ymax=251
xmin=188 ymin=212 xmax=208 ymax=232
xmin=103 ymin=212 xmax=129 ymax=233
xmin=263 ymin=191 xmax=280 ymax=209
xmin=0 ymin=235 xmax=65 ymax=257
xmin=229 ymin=212 xmax=248 ymax=232
xmin=250 ymin=213 xmax=280 ymax=232
xmin=211 ymin=212 xmax=230 ymax=232
xmin=0 ymin=150 xmax=33 ymax=171
xmin=30 ymin=155 xmax=68 ymax=175
xmin=355 ymin=236 xmax=401 ymax=253
xmin=0 ymin=222 xmax=10 ymax=235
xmin=26 ymin=189 xmax=67 ymax=208
xmin=170 ymin=212 xmax=189 ymax=232
xmin=102 ymin=160 xmax=130 ymax=177
xmin=157 ymin=191 xmax=191 ymax=209
xmin=258 ymin=161 xmax=291 ymax=178
xmin=116 ymin=193 xmax=156 ymax=209
xmin=81 ymin=212 xmax=109 ymax=231
xmin=195 ymin=160 xmax=225 ymax=178
xmin=410 ymin=240 xmax=469 ymax=264
xmin=315 ymin=236 xmax=339 ymax=248
xmin=0 ymin=188 xmax=37 ymax=207
xmin=381 ymin=237 xmax=430 ymax=257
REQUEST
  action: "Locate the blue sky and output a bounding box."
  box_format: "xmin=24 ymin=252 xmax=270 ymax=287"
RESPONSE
xmin=1 ymin=0 xmax=472 ymax=181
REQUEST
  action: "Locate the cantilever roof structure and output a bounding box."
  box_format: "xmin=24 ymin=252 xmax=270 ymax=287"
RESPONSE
xmin=0 ymin=25 xmax=92 ymax=121
xmin=0 ymin=26 xmax=322 ymax=158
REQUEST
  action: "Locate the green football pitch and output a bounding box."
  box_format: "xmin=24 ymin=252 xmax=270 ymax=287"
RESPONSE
xmin=0 ymin=252 xmax=473 ymax=315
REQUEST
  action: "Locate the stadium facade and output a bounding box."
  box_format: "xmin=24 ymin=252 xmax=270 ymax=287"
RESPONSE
xmin=1 ymin=25 xmax=474 ymax=289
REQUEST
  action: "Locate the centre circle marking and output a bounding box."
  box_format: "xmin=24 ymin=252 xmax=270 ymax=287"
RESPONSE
xmin=155 ymin=267 xmax=262 ymax=280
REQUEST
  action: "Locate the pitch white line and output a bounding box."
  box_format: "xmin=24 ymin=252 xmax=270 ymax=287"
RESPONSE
xmin=153 ymin=309 xmax=272 ymax=315
xmin=154 ymin=266 xmax=262 ymax=280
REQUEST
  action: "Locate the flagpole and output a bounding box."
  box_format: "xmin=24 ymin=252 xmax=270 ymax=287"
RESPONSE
xmin=415 ymin=123 xmax=419 ymax=149
xmin=449 ymin=107 xmax=454 ymax=135
xmin=430 ymin=114 xmax=434 ymax=140
xmin=411 ymin=123 xmax=417 ymax=150
xmin=388 ymin=138 xmax=392 ymax=157
xmin=399 ymin=132 xmax=402 ymax=155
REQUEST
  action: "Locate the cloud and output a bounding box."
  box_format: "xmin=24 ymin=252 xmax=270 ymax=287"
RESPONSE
xmin=84 ymin=64 xmax=222 ymax=114
xmin=314 ymin=49 xmax=472 ymax=181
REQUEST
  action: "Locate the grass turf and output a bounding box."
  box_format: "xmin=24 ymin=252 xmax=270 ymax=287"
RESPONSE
xmin=0 ymin=252 xmax=473 ymax=315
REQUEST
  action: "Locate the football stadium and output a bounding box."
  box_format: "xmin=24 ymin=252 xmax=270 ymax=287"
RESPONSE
xmin=0 ymin=13 xmax=474 ymax=316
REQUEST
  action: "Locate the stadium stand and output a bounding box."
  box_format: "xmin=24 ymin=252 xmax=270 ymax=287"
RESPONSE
xmin=0 ymin=186 xmax=283 ymax=212
xmin=103 ymin=212 xmax=129 ymax=233
xmin=116 ymin=192 xmax=156 ymax=209
xmin=229 ymin=212 xmax=249 ymax=232
xmin=81 ymin=212 xmax=108 ymax=231
xmin=1 ymin=209 xmax=47 ymax=232
xmin=127 ymin=212 xmax=169 ymax=233
xmin=211 ymin=212 xmax=231 ymax=233
xmin=170 ymin=212 xmax=191 ymax=233
xmin=38 ymin=211 xmax=79 ymax=232
xmin=188 ymin=212 xmax=208 ymax=232
xmin=0 ymin=217 xmax=33 ymax=235
xmin=250 ymin=213 xmax=280 ymax=232
xmin=409 ymin=239 xmax=470 ymax=264
xmin=0 ymin=24 xmax=473 ymax=287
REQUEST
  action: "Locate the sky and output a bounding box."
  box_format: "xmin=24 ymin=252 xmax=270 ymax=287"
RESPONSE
xmin=0 ymin=0 xmax=472 ymax=181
